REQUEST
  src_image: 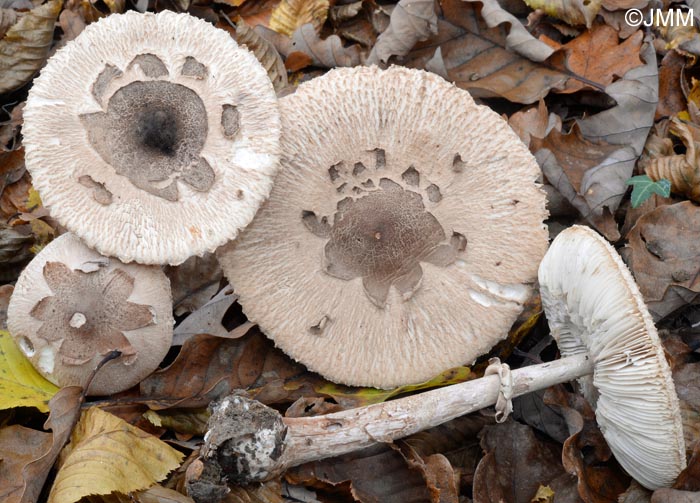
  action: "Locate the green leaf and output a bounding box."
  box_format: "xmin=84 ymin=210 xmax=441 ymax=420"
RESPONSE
xmin=0 ymin=330 xmax=59 ymax=412
xmin=626 ymin=175 xmax=671 ymax=208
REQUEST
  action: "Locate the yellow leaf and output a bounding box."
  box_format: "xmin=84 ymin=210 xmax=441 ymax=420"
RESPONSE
xmin=0 ymin=0 xmax=62 ymax=93
xmin=49 ymin=407 xmax=184 ymax=503
xmin=269 ymin=0 xmax=329 ymax=36
xmin=26 ymin=187 xmax=42 ymax=210
xmin=531 ymin=485 xmax=555 ymax=502
xmin=0 ymin=329 xmax=59 ymax=412
xmin=522 ymin=0 xmax=601 ymax=27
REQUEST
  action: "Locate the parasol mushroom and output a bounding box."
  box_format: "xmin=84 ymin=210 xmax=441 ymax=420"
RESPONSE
xmin=22 ymin=11 xmax=280 ymax=265
xmin=218 ymin=65 xmax=549 ymax=389
xmin=195 ymin=226 xmax=685 ymax=491
xmin=7 ymin=233 xmax=174 ymax=395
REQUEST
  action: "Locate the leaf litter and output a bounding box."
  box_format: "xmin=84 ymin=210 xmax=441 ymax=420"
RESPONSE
xmin=2 ymin=0 xmax=700 ymax=501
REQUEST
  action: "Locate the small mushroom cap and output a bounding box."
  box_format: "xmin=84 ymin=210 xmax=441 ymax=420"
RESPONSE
xmin=538 ymin=225 xmax=686 ymax=489
xmin=7 ymin=233 xmax=174 ymax=395
xmin=22 ymin=11 xmax=280 ymax=265
xmin=219 ymin=66 xmax=548 ymax=388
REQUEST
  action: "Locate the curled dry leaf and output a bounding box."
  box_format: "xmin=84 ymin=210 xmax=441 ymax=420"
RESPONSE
xmin=49 ymin=407 xmax=184 ymax=503
xmin=644 ymin=119 xmax=700 ymax=202
xmin=523 ymin=0 xmax=601 ymax=27
xmin=622 ymin=201 xmax=700 ymax=320
xmin=164 ymin=253 xmax=222 ymax=317
xmin=406 ymin=0 xmax=567 ymax=104
xmin=172 ymin=287 xmax=239 ymax=345
xmin=269 ymin=0 xmax=329 ymax=36
xmin=256 ymin=23 xmax=364 ymax=68
xmin=234 ymin=19 xmax=288 ymax=93
xmin=366 ymin=0 xmax=438 ymax=64
xmin=0 ymin=0 xmax=61 ymax=94
xmin=0 ymin=329 xmax=59 ymax=412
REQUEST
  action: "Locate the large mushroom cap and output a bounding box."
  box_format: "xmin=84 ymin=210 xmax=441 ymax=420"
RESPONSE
xmin=219 ymin=66 xmax=548 ymax=389
xmin=538 ymin=225 xmax=686 ymax=489
xmin=7 ymin=233 xmax=174 ymax=395
xmin=23 ymin=11 xmax=280 ymax=265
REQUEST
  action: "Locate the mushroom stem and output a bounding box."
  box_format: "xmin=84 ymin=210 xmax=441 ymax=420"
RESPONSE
xmin=201 ymin=353 xmax=593 ymax=484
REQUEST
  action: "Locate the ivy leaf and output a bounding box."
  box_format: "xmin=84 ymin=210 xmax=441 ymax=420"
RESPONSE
xmin=626 ymin=175 xmax=671 ymax=208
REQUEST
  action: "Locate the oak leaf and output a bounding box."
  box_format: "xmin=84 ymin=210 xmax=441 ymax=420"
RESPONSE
xmin=49 ymin=407 xmax=184 ymax=503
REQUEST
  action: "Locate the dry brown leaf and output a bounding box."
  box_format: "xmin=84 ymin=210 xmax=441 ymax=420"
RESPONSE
xmin=544 ymin=25 xmax=644 ymax=94
xmin=0 ymin=387 xmax=83 ymax=503
xmin=657 ymin=51 xmax=687 ymax=120
xmin=652 ymin=489 xmax=700 ymax=502
xmin=287 ymin=444 xmax=441 ymax=503
xmin=0 ymin=100 xmax=23 ymax=150
xmin=472 ymin=420 xmax=568 ymax=503
xmin=81 ymin=486 xmax=194 ymax=503
xmin=0 ymin=8 xmax=18 ymax=39
xmin=269 ymin=0 xmax=329 ymax=36
xmin=172 ymin=287 xmax=238 ymax=344
xmin=226 ymin=480 xmax=285 ymax=502
xmin=366 ymin=0 xmax=438 ymax=64
xmin=330 ymin=1 xmax=363 ymax=23
xmin=234 ymin=19 xmax=288 ymax=92
xmin=140 ymin=330 xmax=305 ymax=409
xmin=405 ymin=0 xmax=567 ymax=103
xmin=524 ymin=0 xmax=601 ymax=27
xmin=0 ymin=0 xmax=61 ymax=94
xmin=622 ymin=201 xmax=700 ymax=320
xmin=644 ymin=119 xmax=700 ymax=202
xmin=255 ymin=23 xmax=364 ymax=67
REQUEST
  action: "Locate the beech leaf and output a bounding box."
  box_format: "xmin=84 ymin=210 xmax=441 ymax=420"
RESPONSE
xmin=626 ymin=175 xmax=671 ymax=208
xmin=48 ymin=407 xmax=184 ymax=503
xmin=269 ymin=0 xmax=329 ymax=36
xmin=0 ymin=329 xmax=59 ymax=412
xmin=0 ymin=0 xmax=61 ymax=93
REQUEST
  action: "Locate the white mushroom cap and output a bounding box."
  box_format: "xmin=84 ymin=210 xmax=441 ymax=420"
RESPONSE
xmin=7 ymin=233 xmax=174 ymax=395
xmin=538 ymin=225 xmax=686 ymax=489
xmin=22 ymin=11 xmax=280 ymax=265
xmin=219 ymin=66 xmax=548 ymax=389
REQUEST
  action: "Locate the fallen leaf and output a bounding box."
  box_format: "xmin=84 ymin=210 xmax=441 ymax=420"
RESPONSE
xmin=82 ymin=485 xmax=195 ymax=503
xmin=49 ymin=407 xmax=184 ymax=503
xmin=0 ymin=8 xmax=18 ymax=39
xmin=269 ymin=0 xmax=329 ymax=36
xmin=524 ymin=0 xmax=601 ymax=27
xmin=164 ymin=253 xmax=222 ymax=317
xmin=405 ymin=0 xmax=567 ymax=103
xmin=1 ymin=386 xmax=84 ymax=503
xmin=644 ymin=118 xmax=700 ymax=202
xmin=0 ymin=425 xmax=51 ymax=502
xmin=0 ymin=101 xmax=23 ymax=150
xmin=141 ymin=330 xmax=304 ymax=409
xmin=143 ymin=408 xmax=210 ymax=436
xmin=544 ymin=25 xmax=643 ymax=93
xmin=232 ymin=19 xmax=288 ymax=93
xmin=227 ymin=480 xmax=285 ymax=503
xmin=255 ymin=23 xmax=364 ymax=68
xmin=473 ymin=420 xmax=568 ymax=503
xmin=618 ymin=481 xmax=652 ymax=503
xmin=0 ymin=0 xmax=62 ymax=94
xmin=287 ymin=444 xmax=441 ymax=503
xmin=172 ymin=287 xmax=237 ymax=345
xmin=366 ymin=0 xmax=438 ymax=64
xmin=0 ymin=329 xmax=59 ymax=412
xmin=652 ymin=488 xmax=700 ymax=503
xmin=330 ymin=1 xmax=363 ymax=23
xmin=626 ymin=175 xmax=671 ymax=208
xmin=622 ymin=201 xmax=700 ymax=320
xmin=657 ymin=50 xmax=687 ymax=120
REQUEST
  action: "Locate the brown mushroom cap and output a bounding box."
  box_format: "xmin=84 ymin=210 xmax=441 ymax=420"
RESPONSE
xmin=22 ymin=11 xmax=280 ymax=265
xmin=538 ymin=225 xmax=686 ymax=489
xmin=219 ymin=66 xmax=548 ymax=388
xmin=7 ymin=233 xmax=174 ymax=395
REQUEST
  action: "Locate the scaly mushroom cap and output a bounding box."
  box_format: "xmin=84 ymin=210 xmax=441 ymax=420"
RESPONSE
xmin=7 ymin=233 xmax=174 ymax=395
xmin=22 ymin=11 xmax=280 ymax=265
xmin=219 ymin=66 xmax=548 ymax=388
xmin=538 ymin=225 xmax=686 ymax=489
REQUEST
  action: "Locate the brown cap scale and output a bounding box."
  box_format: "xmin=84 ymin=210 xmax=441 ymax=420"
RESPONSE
xmin=7 ymin=233 xmax=174 ymax=395
xmin=22 ymin=11 xmax=280 ymax=265
xmin=219 ymin=66 xmax=549 ymax=388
